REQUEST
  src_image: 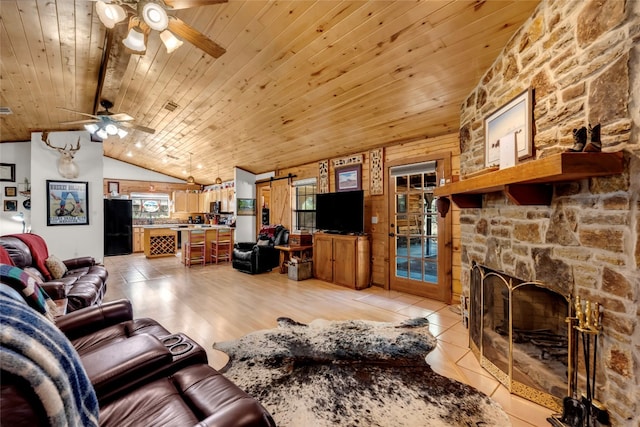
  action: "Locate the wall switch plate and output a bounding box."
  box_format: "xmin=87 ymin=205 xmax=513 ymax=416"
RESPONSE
xmin=371 ymin=216 xmax=378 ymax=224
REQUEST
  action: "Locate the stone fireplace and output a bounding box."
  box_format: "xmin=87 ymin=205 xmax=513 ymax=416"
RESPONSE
xmin=470 ymin=263 xmax=571 ymax=410
xmin=455 ymin=1 xmax=639 ymax=425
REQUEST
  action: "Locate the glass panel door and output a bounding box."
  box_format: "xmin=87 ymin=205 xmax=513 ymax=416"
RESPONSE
xmin=389 ymin=160 xmax=450 ymax=301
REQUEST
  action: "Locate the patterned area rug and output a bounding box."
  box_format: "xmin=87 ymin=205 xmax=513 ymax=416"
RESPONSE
xmin=213 ymin=317 xmax=510 ymax=426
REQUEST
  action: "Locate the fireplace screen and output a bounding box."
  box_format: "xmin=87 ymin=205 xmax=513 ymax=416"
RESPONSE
xmin=470 ymin=263 xmax=571 ymax=410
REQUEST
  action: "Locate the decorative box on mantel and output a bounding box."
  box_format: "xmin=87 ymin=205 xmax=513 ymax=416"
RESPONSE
xmin=290 ymin=231 xmax=312 ymax=246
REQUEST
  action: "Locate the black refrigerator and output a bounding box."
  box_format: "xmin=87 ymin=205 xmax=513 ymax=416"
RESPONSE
xmin=104 ymin=199 xmax=133 ymax=256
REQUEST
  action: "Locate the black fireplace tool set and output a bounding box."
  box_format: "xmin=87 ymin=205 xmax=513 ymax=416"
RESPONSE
xmin=548 ymin=296 xmax=609 ymax=427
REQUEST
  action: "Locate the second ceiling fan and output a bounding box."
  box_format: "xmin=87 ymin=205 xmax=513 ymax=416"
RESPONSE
xmin=96 ymin=0 xmax=227 ymax=58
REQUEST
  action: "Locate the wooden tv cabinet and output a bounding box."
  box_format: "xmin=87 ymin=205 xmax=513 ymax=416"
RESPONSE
xmin=313 ymin=233 xmax=370 ymax=290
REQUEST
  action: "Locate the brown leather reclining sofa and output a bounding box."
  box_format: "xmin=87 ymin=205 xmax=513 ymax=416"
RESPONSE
xmin=0 ymin=233 xmax=107 ymax=311
xmin=0 ymin=283 xmax=276 ymax=427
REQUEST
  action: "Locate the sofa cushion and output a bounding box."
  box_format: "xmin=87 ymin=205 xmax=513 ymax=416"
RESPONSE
xmin=46 ymin=255 xmax=68 ymax=279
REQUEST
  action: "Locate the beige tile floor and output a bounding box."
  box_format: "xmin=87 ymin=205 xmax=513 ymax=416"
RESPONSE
xmin=103 ymin=254 xmax=554 ymax=426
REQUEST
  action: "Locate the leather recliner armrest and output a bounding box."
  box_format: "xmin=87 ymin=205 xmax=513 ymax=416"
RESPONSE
xmin=63 ymin=256 xmax=96 ymax=269
xmin=234 ymin=242 xmax=257 ymax=250
xmin=81 ymin=334 xmax=173 ymax=401
xmin=197 ymin=400 xmax=277 ymax=427
xmin=55 ymin=299 xmax=134 ymax=339
xmin=39 ymin=281 xmax=66 ymax=300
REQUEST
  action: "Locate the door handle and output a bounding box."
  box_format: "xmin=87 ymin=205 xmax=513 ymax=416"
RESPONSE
xmin=389 ymin=233 xmax=395 ymax=237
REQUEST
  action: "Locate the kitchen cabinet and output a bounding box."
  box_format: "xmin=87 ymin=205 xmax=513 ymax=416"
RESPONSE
xmin=313 ymin=233 xmax=370 ymax=289
xmin=133 ymin=227 xmax=144 ymax=252
xmin=199 ymin=191 xmax=214 ymax=213
xmin=173 ymin=191 xmax=201 ymax=213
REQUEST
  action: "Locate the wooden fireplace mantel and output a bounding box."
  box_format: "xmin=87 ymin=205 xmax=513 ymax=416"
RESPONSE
xmin=433 ymin=152 xmax=624 ymax=208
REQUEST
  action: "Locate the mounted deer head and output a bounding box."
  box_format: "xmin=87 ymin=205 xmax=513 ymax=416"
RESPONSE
xmin=42 ymin=131 xmax=81 ymax=178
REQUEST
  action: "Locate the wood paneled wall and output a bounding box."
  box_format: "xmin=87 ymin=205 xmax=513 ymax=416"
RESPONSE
xmin=274 ymin=133 xmax=462 ymax=304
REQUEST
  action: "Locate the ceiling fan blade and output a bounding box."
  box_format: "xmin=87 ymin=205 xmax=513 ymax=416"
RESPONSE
xmin=59 ymin=119 xmax=100 ymax=125
xmin=163 ymin=0 xmax=227 ymax=10
xmin=167 ymin=17 xmax=226 ymax=58
xmin=109 ymin=112 xmax=135 ymax=122
xmin=120 ymin=122 xmax=156 ymax=134
xmin=57 ymin=107 xmax=101 ymax=120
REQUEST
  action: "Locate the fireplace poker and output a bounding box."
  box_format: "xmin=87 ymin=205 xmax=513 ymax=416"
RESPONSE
xmin=576 ymin=299 xmax=604 ymax=427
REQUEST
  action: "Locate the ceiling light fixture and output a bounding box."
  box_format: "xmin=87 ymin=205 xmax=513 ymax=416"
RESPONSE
xmin=85 ymin=121 xmax=128 ymax=140
xmin=123 ymin=21 xmax=147 ymax=53
xmin=105 ymin=123 xmax=119 ymax=135
xmin=84 ymin=124 xmax=99 ymax=134
xmin=141 ymin=2 xmax=169 ymax=31
xmin=95 ymin=1 xmax=126 ymax=28
xmin=160 ymin=30 xmax=183 ymax=54
xmin=186 ymin=153 xmax=195 ymax=184
xmin=215 ymin=164 xmax=222 ymax=185
xmin=96 ymin=128 xmax=108 ymax=140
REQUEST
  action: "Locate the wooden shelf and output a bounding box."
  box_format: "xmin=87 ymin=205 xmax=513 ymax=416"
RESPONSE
xmin=433 ymin=152 xmax=624 ymax=207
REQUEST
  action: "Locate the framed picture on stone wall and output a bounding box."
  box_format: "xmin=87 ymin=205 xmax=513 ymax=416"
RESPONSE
xmin=484 ymin=88 xmax=533 ymax=168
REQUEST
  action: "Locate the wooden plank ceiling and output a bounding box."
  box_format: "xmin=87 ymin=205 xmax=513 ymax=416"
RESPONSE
xmin=0 ymin=0 xmax=540 ymax=185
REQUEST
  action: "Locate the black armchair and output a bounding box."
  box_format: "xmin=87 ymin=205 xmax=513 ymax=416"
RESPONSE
xmin=232 ymin=225 xmax=288 ymax=274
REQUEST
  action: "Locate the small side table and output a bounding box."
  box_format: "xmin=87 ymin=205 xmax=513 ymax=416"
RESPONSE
xmin=274 ymin=245 xmax=313 ymax=274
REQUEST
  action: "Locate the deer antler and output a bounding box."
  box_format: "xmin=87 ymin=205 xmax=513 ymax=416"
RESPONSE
xmin=62 ymin=138 xmax=81 ymax=154
xmin=42 ymin=134 xmax=81 ymax=154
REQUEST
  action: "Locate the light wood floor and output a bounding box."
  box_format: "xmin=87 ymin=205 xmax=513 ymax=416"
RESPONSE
xmin=103 ymin=253 xmax=553 ymax=427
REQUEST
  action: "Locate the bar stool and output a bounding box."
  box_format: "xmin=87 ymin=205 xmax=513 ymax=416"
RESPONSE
xmin=211 ymin=228 xmax=233 ymax=264
xmin=184 ymin=229 xmax=206 ymax=267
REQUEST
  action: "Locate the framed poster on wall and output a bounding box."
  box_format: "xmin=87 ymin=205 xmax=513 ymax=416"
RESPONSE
xmin=46 ymin=180 xmax=89 ymax=226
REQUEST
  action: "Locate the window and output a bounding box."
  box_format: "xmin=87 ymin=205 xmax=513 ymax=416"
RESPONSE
xmin=292 ymin=178 xmax=317 ymax=232
xmin=130 ymin=193 xmax=171 ymax=219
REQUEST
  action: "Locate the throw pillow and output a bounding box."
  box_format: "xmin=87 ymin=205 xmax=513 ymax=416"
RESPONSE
xmin=45 ymin=255 xmax=67 ymax=280
xmin=256 ymin=239 xmax=271 ymax=247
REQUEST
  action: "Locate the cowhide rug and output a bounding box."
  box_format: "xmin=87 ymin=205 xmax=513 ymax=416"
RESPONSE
xmin=213 ymin=317 xmax=510 ymax=426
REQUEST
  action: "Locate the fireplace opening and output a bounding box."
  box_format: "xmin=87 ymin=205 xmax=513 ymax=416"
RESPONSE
xmin=470 ymin=263 xmax=571 ymax=410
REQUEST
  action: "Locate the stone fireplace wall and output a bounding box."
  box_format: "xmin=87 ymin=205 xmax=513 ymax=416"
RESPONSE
xmin=458 ymin=1 xmax=639 ymax=425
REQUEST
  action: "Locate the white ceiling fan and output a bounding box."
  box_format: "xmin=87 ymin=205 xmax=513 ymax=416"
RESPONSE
xmin=58 ymin=99 xmax=155 ymax=141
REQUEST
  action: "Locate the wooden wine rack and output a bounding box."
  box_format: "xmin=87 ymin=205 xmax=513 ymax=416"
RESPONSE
xmin=144 ymin=228 xmax=178 ymax=258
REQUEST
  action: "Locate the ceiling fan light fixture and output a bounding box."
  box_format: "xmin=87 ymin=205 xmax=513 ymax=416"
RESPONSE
xmin=160 ymin=30 xmax=183 ymax=54
xmin=96 ymin=1 xmax=126 ymax=28
xmin=123 ymin=27 xmax=146 ymax=52
xmin=96 ymin=128 xmax=108 ymax=139
xmin=105 ymin=123 xmax=119 ymax=135
xmin=84 ymin=123 xmax=99 ymax=134
xmin=215 ymin=177 xmax=222 ymax=185
xmin=142 ymin=2 xmax=169 ymax=31
xmin=117 ymin=128 xmax=129 ymax=138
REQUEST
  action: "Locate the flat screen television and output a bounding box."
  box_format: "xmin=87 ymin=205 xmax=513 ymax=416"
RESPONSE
xmin=316 ymin=190 xmax=364 ymax=234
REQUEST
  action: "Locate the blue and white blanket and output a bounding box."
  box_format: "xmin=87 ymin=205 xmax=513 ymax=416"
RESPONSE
xmin=0 ymin=289 xmax=99 ymax=427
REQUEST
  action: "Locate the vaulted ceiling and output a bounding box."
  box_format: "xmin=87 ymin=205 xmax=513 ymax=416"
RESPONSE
xmin=0 ymin=0 xmax=540 ymax=184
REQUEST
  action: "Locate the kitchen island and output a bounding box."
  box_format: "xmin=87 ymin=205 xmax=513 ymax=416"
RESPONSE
xmin=172 ymin=225 xmax=234 ymax=265
xmin=143 ymin=226 xmax=178 ymax=258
